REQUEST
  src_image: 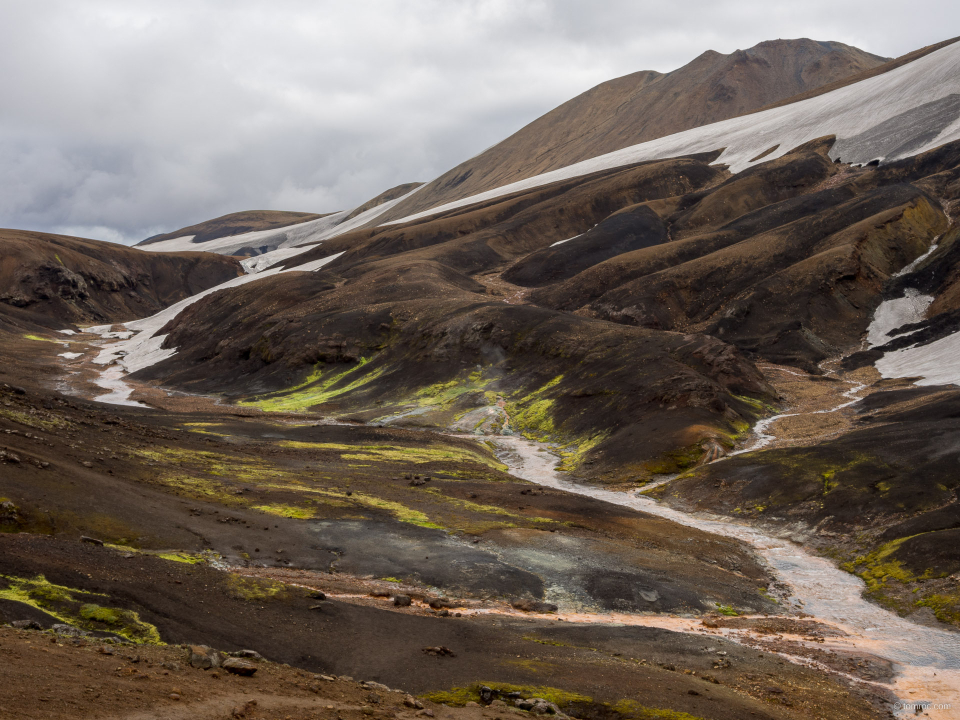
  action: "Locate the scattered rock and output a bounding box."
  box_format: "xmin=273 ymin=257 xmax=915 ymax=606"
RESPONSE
xmin=404 ymin=695 xmax=424 ymax=709
xmin=223 ymin=658 xmax=258 ymax=676
xmin=363 ymin=681 xmax=392 ymax=692
xmin=232 ymin=700 xmax=258 ymax=717
xmin=80 ymin=536 xmax=104 ymax=546
xmin=10 ymin=620 xmax=42 ymax=630
xmin=309 ymin=590 xmax=327 ymax=600
xmin=515 ymin=698 xmax=563 ymax=716
xmin=393 ymin=595 xmax=412 ymax=607
xmin=188 ymin=645 xmax=222 ymax=669
xmin=511 ymin=599 xmax=558 ymax=613
xmin=230 ymin=649 xmax=263 ymax=660
xmin=161 ymin=661 xmax=181 ymax=671
xmin=421 ymin=646 xmax=455 ymax=657
xmin=51 ymin=623 xmax=89 ymax=638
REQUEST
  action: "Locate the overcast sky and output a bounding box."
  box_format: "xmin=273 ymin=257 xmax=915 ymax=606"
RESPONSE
xmin=0 ymin=0 xmax=957 ymax=244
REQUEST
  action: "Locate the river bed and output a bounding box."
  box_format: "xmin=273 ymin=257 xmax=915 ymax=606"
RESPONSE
xmin=491 ymin=435 xmax=960 ymax=719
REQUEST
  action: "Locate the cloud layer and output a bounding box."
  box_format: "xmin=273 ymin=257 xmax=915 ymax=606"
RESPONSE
xmin=0 ymin=0 xmax=956 ymax=244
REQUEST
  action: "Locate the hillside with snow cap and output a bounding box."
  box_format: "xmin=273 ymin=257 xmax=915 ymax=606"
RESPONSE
xmin=380 ymin=39 xmax=960 ymax=227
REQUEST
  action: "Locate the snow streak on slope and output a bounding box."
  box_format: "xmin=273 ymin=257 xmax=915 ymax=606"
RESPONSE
xmin=876 ymin=330 xmax=960 ymax=386
xmin=92 ymin=252 xmax=344 ymax=375
xmin=865 ymin=289 xmax=934 ymax=347
xmin=385 ymin=42 xmax=960 ymax=227
xmin=143 ymin=186 xmax=423 ymax=256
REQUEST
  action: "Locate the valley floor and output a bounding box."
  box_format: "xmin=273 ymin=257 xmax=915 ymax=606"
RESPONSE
xmin=0 ymin=331 xmax=912 ymax=720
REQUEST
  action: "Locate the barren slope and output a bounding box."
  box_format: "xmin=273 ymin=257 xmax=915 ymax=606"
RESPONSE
xmin=379 ymin=39 xmax=887 ymax=222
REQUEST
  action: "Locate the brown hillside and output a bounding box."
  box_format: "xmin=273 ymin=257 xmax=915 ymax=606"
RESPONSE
xmin=377 ymin=39 xmax=888 ymax=223
xmin=0 ymin=229 xmax=242 ymax=329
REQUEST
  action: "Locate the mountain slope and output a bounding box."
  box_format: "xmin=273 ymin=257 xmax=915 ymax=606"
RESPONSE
xmin=0 ymin=229 xmax=242 ymax=330
xmin=138 ymin=210 xmax=325 ymax=248
xmin=377 ymin=39 xmax=888 ymax=223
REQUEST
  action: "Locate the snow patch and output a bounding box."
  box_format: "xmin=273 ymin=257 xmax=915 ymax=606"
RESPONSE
xmin=58 ymin=352 xmax=82 ymax=360
xmin=386 ymin=42 xmax=960 ymax=226
xmin=549 ymin=234 xmax=581 ymax=247
xmin=876 ymin=329 xmax=960 ymax=386
xmin=866 ymin=289 xmax=934 ymax=348
xmin=142 ymin=185 xmax=423 ymax=257
xmin=94 ymin=251 xmax=345 ymax=376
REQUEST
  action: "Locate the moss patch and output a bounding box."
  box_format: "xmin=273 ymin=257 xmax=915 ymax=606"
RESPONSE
xmin=422 ymin=683 xmax=591 ymax=707
xmin=0 ymin=574 xmax=162 ymax=644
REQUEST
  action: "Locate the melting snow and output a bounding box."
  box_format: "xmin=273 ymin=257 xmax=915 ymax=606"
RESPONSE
xmin=876 ymin=330 xmax=960 ymax=386
xmin=549 ymin=234 xmax=581 ymax=247
xmin=386 ymin=41 xmax=960 ymax=226
xmin=866 ymin=289 xmax=934 ymax=348
xmin=95 ymin=252 xmax=345 ymax=376
xmin=142 ymin=185 xmax=423 ymax=257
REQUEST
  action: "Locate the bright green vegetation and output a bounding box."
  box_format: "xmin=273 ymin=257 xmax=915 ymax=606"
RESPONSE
xmin=505 ymin=375 xmax=564 ymax=442
xmin=556 ymin=434 xmax=607 ymax=473
xmin=612 ymin=700 xmax=707 ymax=720
xmin=422 ymin=683 xmax=591 ymax=707
xmin=419 ymin=487 xmax=555 ymax=529
xmin=715 ymin=603 xmax=739 ymax=617
xmin=278 ymin=440 xmax=506 ymax=470
xmin=224 ymin=574 xmax=288 ymax=602
xmin=0 ymin=407 xmax=72 ymax=432
xmin=252 ymin=503 xmax=316 ymax=519
xmin=155 ymin=551 xmax=209 ymax=564
xmin=916 ymin=593 xmax=960 ymax=624
xmin=0 ymin=574 xmax=162 ymax=644
xmin=23 ymin=334 xmax=60 ymax=343
xmin=841 ymin=532 xmax=960 ymax=625
xmin=239 ymin=358 xmax=387 ymax=412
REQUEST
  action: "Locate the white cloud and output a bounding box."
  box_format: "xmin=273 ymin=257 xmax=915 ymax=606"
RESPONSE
xmin=0 ymin=0 xmax=956 ymax=244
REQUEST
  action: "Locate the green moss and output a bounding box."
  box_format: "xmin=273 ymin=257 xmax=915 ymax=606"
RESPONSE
xmin=252 ymin=503 xmax=315 ymax=519
xmin=0 ymin=574 xmax=162 ymax=644
xmin=915 ymin=593 xmax=960 ymax=624
xmin=504 ymin=375 xmax=565 ymax=442
xmin=240 ymin=358 xmax=388 ymax=412
xmin=350 ymin=492 xmax=443 ymax=529
xmin=225 ymin=575 xmax=288 ymax=602
xmin=612 ymin=700 xmax=706 ymax=720
xmin=0 ymin=407 xmax=72 ymax=432
xmin=420 ymin=487 xmax=552 ymax=525
xmin=279 ymin=440 xmax=506 ymax=470
xmin=155 ymin=552 xmax=207 ymax=565
xmin=422 ymin=683 xmax=590 ymax=707
xmin=23 ymin=334 xmax=60 ymax=343
xmin=556 ymin=434 xmax=607 ymax=473
xmin=715 ymin=603 xmax=739 ymax=617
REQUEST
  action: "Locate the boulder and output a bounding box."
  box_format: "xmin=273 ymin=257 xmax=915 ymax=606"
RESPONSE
xmin=188 ymin=645 xmax=221 ymax=669
xmin=223 ymin=658 xmax=258 ymax=676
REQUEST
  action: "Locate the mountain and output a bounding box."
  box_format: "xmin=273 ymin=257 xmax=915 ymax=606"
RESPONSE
xmin=375 ymin=38 xmax=890 ymax=223
xmin=4 ymin=34 xmax=960 ymax=720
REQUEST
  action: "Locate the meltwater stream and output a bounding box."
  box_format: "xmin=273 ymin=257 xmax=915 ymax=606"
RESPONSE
xmin=492 ymin=435 xmax=960 ymax=718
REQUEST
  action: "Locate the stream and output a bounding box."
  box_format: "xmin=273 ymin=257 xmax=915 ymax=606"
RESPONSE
xmin=491 ymin=435 xmax=960 ymax=719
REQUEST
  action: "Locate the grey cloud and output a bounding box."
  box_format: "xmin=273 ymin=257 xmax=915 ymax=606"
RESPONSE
xmin=0 ymin=0 xmax=957 ymax=244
